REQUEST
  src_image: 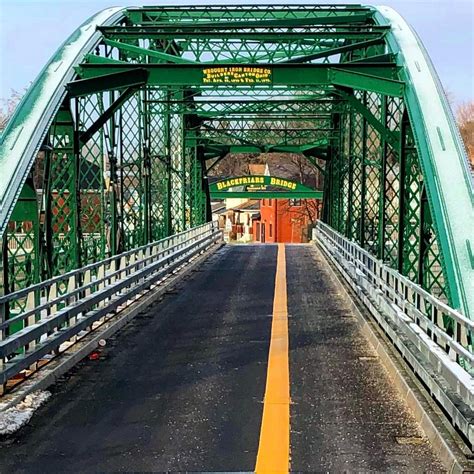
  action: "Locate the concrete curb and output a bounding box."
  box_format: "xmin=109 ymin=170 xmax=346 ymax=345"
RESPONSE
xmin=314 ymin=243 xmax=474 ymax=473
xmin=0 ymin=242 xmax=224 ymax=413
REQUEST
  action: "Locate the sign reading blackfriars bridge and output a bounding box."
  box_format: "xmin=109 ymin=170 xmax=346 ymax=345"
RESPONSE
xmin=209 ymin=175 xmax=323 ymax=199
xmin=213 ymin=176 xmax=299 ymax=191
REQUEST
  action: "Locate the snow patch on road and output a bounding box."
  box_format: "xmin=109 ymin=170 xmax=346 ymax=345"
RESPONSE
xmin=0 ymin=391 xmax=51 ymax=435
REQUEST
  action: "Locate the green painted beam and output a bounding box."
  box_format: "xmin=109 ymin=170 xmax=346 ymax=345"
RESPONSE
xmin=196 ymin=111 xmax=332 ymax=118
xmin=126 ymin=13 xmax=373 ymax=29
xmin=209 ymin=46 xmax=342 ymax=65
xmin=77 ymin=63 xmax=399 ymax=88
xmin=67 ymin=68 xmax=149 ymax=97
xmin=347 ymin=53 xmax=396 ymax=64
xmin=98 ymin=26 xmax=390 ymax=41
xmin=330 ymin=68 xmax=404 ymax=97
xmin=102 ymin=38 xmax=197 ymax=64
xmin=127 ymin=5 xmax=369 ymax=15
xmin=83 ymin=54 xmax=128 ymax=65
xmin=201 ymin=143 xmax=328 ymax=155
xmin=300 ymin=139 xmax=329 ymax=151
xmin=283 ymin=37 xmax=386 ymax=63
xmin=210 ymin=191 xmax=323 ymax=199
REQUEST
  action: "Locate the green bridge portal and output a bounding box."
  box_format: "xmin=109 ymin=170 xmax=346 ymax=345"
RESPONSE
xmin=0 ymin=4 xmax=472 ymax=319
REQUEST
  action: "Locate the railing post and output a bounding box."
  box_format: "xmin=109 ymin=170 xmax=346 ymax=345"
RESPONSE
xmin=0 ymin=301 xmax=5 ymax=395
xmin=26 ymin=291 xmax=38 ymax=371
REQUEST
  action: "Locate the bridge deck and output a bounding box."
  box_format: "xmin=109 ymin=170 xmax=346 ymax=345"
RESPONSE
xmin=0 ymin=245 xmax=442 ymax=472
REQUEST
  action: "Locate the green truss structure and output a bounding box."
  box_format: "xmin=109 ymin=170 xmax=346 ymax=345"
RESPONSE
xmin=0 ymin=5 xmax=472 ymax=320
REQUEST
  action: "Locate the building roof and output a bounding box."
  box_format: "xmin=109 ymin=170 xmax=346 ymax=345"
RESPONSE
xmin=248 ymin=164 xmax=267 ymax=175
xmin=231 ymin=199 xmax=261 ymax=212
xmin=211 ymin=201 xmax=226 ymax=214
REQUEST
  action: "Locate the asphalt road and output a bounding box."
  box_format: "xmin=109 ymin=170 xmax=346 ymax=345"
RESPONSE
xmin=0 ymin=244 xmax=443 ymax=472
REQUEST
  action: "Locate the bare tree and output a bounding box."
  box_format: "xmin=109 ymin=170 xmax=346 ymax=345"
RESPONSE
xmin=456 ymin=101 xmax=474 ymax=168
xmin=277 ymin=198 xmax=320 ymax=225
xmin=208 ymin=152 xmax=261 ymax=177
xmin=0 ymin=89 xmax=24 ymax=131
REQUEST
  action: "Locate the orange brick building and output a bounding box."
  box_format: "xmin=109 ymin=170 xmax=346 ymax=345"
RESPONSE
xmin=252 ymin=198 xmax=322 ymax=243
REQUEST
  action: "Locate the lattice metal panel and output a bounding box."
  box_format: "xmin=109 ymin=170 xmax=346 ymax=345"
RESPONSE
xmin=4 ymin=221 xmax=38 ymax=322
xmin=78 ymin=94 xmax=107 ymax=264
xmin=147 ymin=88 xmax=170 ymax=240
xmin=200 ymin=117 xmax=335 ymax=147
xmin=363 ymin=92 xmax=382 ymax=254
xmin=190 ymin=155 xmax=206 ymax=226
xmin=349 ymin=107 xmax=364 ymax=242
xmin=119 ymin=92 xmax=144 ymax=250
xmin=48 ymin=114 xmax=79 ymax=276
xmin=423 ymin=229 xmax=449 ymax=303
xmin=340 ymin=111 xmax=351 ymax=231
xmin=170 ymin=109 xmax=185 ymax=233
xmin=380 ymin=97 xmax=402 ymax=267
xmin=400 ymin=117 xmax=422 ymax=280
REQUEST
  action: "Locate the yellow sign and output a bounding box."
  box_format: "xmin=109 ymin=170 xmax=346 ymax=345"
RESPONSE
xmin=216 ymin=176 xmax=265 ymax=190
xmin=203 ymin=67 xmax=272 ymax=84
xmin=269 ymin=177 xmax=297 ymax=190
xmin=214 ymin=176 xmax=297 ymax=191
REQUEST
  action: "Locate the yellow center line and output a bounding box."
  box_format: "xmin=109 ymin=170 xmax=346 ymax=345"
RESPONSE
xmin=255 ymin=243 xmax=290 ymax=473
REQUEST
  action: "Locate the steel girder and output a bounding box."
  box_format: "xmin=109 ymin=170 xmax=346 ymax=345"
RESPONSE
xmin=0 ymin=4 xmax=471 ymax=320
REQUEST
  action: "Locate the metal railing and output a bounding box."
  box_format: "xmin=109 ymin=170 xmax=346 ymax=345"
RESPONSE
xmin=0 ymin=222 xmax=222 ymax=390
xmin=315 ymin=221 xmax=474 ymax=447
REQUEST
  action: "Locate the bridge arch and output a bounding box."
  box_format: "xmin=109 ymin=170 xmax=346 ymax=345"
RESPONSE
xmin=0 ymin=4 xmax=472 ymax=317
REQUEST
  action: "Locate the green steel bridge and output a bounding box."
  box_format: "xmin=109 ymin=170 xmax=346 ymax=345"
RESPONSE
xmin=0 ymin=4 xmax=473 ymax=471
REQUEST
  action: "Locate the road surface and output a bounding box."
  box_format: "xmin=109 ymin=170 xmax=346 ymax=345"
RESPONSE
xmin=0 ymin=244 xmax=443 ymax=472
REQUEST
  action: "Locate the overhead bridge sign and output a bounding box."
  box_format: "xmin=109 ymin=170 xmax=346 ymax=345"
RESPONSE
xmin=202 ymin=67 xmax=272 ymax=84
xmin=209 ymin=175 xmax=323 ymax=199
xmin=215 ymin=176 xmax=297 ymax=191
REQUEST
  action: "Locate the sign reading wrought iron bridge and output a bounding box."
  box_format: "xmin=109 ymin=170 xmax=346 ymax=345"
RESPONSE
xmin=209 ymin=175 xmax=323 ymax=199
xmin=203 ymin=67 xmax=272 ymax=84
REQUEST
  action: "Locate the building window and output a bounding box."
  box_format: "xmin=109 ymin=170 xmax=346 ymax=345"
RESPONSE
xmin=289 ymin=199 xmax=302 ymax=207
xmin=269 ymin=223 xmax=273 ymax=237
xmin=268 ymin=199 xmax=272 ymax=206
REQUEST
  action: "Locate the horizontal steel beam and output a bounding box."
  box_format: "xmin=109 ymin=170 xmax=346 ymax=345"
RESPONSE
xmin=330 ymin=68 xmax=404 ymax=97
xmin=210 ymin=191 xmax=323 ymax=199
xmin=98 ymin=26 xmax=390 ymax=40
xmin=77 ymin=63 xmax=400 ymax=90
xmin=126 ymin=5 xmax=370 ymax=12
xmin=201 ymin=142 xmax=328 ymax=155
xmin=125 ymin=13 xmax=374 ymax=29
xmin=67 ymin=68 xmax=149 ymax=97
xmin=102 ymin=38 xmax=196 ymax=64
xmin=283 ymin=37 xmax=386 ymax=63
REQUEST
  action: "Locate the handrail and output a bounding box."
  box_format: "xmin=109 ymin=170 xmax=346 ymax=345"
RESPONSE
xmin=315 ymin=220 xmax=474 ymax=446
xmin=0 ymin=222 xmax=222 ymax=388
xmin=317 ymin=221 xmax=474 ymax=366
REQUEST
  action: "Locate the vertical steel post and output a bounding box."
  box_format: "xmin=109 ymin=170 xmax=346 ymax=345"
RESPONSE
xmin=359 ymin=92 xmax=368 ymax=248
xmin=377 ymin=95 xmax=388 ymax=261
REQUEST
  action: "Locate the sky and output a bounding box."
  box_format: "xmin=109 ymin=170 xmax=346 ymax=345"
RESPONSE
xmin=0 ymin=0 xmax=473 ymax=107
